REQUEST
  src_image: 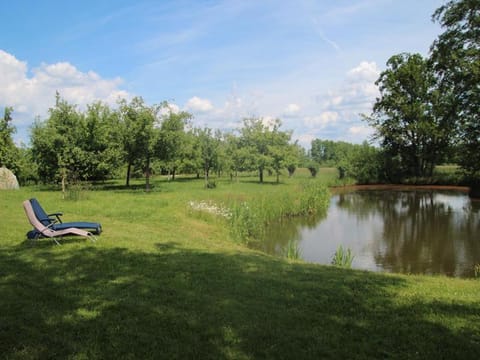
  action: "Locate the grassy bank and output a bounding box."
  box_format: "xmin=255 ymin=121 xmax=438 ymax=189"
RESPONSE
xmin=1 ymin=174 xmax=479 ymax=359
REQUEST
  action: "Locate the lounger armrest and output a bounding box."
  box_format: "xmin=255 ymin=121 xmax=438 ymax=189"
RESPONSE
xmin=48 ymin=212 xmax=63 ymax=223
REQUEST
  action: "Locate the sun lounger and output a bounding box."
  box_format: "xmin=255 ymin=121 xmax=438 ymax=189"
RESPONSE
xmin=23 ymin=200 xmax=98 ymax=244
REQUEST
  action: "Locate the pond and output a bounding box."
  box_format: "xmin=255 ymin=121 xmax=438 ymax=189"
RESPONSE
xmin=263 ymin=188 xmax=480 ymax=277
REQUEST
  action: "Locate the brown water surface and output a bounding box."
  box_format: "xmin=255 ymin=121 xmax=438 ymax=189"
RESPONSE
xmin=263 ymin=189 xmax=480 ymax=277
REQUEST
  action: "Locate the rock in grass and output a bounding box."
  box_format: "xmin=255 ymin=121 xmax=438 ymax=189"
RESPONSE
xmin=0 ymin=167 xmax=19 ymax=190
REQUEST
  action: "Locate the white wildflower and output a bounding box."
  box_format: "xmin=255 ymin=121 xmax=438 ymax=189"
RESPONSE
xmin=188 ymin=200 xmax=232 ymax=219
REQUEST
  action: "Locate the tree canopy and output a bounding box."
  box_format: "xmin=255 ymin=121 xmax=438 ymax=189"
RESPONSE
xmin=430 ymin=0 xmax=480 ymax=178
xmin=0 ymin=107 xmax=18 ymax=172
xmin=365 ymin=53 xmax=453 ymax=179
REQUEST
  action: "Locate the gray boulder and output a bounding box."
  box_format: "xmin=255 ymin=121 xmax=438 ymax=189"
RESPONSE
xmin=0 ymin=167 xmax=19 ymax=189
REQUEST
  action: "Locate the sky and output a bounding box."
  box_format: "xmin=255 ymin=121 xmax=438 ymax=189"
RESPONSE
xmin=0 ymin=0 xmax=445 ymax=148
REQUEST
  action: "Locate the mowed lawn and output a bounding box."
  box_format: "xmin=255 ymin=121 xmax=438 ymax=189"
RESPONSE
xmin=1 ymin=173 xmax=479 ymax=359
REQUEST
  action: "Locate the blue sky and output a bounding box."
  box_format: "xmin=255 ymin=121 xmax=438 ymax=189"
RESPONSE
xmin=1 ymin=0 xmax=444 ymax=148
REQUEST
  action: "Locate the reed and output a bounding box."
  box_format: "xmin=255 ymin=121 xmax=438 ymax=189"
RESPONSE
xmin=228 ymin=181 xmax=330 ymax=244
xmin=283 ymin=239 xmax=302 ymax=260
xmin=331 ymin=245 xmax=355 ymax=268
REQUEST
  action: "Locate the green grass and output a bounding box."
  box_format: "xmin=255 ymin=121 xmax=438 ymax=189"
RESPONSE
xmin=1 ymin=172 xmax=479 ymax=359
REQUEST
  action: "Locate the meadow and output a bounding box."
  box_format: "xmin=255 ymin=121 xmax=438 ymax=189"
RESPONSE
xmin=1 ymin=169 xmax=479 ymax=359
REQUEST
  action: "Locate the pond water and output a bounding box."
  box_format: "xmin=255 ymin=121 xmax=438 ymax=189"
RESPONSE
xmin=263 ymin=189 xmax=480 ymax=277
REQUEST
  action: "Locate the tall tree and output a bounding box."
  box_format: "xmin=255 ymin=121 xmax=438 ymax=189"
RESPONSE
xmin=239 ymin=117 xmax=293 ymax=183
xmin=82 ymin=102 xmax=123 ymax=181
xmin=118 ymin=97 xmax=159 ymax=190
xmin=268 ymin=131 xmax=295 ymax=183
xmin=0 ymin=107 xmax=19 ymax=172
xmin=238 ymin=118 xmax=270 ymax=183
xmin=156 ymin=108 xmax=191 ymax=180
xmin=195 ymin=127 xmax=220 ymax=187
xmin=430 ymin=0 xmax=480 ymax=178
xmin=365 ymin=53 xmax=452 ymax=179
xmin=31 ymin=94 xmax=84 ymax=184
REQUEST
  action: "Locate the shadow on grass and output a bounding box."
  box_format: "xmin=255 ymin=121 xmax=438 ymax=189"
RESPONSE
xmin=1 ymin=244 xmax=479 ymax=359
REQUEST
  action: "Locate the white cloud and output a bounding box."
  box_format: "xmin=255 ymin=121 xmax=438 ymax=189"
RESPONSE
xmin=185 ymin=96 xmax=214 ymax=113
xmin=349 ymin=125 xmax=372 ymax=136
xmin=304 ymin=111 xmax=339 ymax=128
xmin=284 ymin=103 xmax=300 ymax=116
xmin=261 ymin=116 xmax=278 ymax=129
xmin=315 ymin=61 xmax=380 ymax=119
xmin=347 ymin=61 xmax=380 ymax=82
xmin=294 ymin=133 xmax=316 ymax=148
xmin=0 ymin=50 xmax=129 ymax=132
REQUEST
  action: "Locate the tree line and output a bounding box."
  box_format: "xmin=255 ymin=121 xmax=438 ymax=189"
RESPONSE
xmin=1 ymin=93 xmax=303 ymax=189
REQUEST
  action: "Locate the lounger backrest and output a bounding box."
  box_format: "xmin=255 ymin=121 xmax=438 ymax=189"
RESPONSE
xmin=29 ymin=198 xmax=52 ymax=226
xmin=23 ymin=200 xmax=55 ymax=237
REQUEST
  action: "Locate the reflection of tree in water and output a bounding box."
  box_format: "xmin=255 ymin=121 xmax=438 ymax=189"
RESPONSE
xmin=337 ymin=190 xmax=480 ymax=277
xmin=261 ymin=212 xmax=326 ymax=256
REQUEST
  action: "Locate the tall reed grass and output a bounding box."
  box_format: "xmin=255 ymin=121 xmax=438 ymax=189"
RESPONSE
xmin=331 ymin=245 xmax=355 ymax=268
xmin=228 ymin=181 xmax=330 ymax=245
xmin=283 ymin=239 xmax=302 ymax=260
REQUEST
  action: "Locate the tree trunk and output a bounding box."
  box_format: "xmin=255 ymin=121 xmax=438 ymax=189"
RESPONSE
xmin=204 ymin=166 xmax=208 ymax=188
xmin=61 ymin=170 xmax=66 ymax=200
xmin=145 ymin=156 xmax=151 ymax=192
xmin=126 ymin=162 xmax=132 ymax=187
xmin=259 ymin=167 xmax=264 ymax=183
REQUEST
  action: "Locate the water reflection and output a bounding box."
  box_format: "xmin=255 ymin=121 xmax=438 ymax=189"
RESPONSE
xmin=263 ymin=190 xmax=480 ymax=277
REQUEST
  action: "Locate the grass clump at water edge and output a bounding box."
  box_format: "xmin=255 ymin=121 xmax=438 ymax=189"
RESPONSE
xmin=331 ymin=245 xmax=355 ymax=268
xmin=227 ymin=181 xmax=330 ymax=245
xmin=283 ymin=239 xmax=302 ymax=260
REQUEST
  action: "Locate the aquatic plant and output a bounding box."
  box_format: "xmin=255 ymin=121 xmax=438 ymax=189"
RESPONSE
xmin=331 ymin=245 xmax=354 ymax=268
xmin=283 ymin=239 xmax=302 ymax=260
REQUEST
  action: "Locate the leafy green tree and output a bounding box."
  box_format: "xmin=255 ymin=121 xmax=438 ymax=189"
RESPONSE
xmin=223 ymin=133 xmax=250 ymax=181
xmin=31 ymin=94 xmax=84 ymax=184
xmin=310 ymin=139 xmax=355 ymax=166
xmin=306 ymin=161 xmax=319 ymax=177
xmin=31 ymin=95 xmax=122 ymax=184
xmin=195 ymin=127 xmax=220 ymax=187
xmin=365 ymin=53 xmax=452 ymax=179
xmin=0 ymin=107 xmax=19 ymax=172
xmin=268 ymin=132 xmax=295 ymax=183
xmin=15 ymin=145 xmax=39 ymax=185
xmin=239 ymin=117 xmax=293 ymax=183
xmin=285 ymin=142 xmax=303 ymax=177
xmin=430 ymin=0 xmax=480 ymax=178
xmin=177 ymin=129 xmax=202 ymax=177
xmin=156 ymin=108 xmax=191 ymax=180
xmin=238 ymin=118 xmax=270 ymax=183
xmin=83 ymin=102 xmax=124 ymax=181
xmin=350 ymin=142 xmax=384 ymax=184
xmin=118 ymin=97 xmax=159 ymax=190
